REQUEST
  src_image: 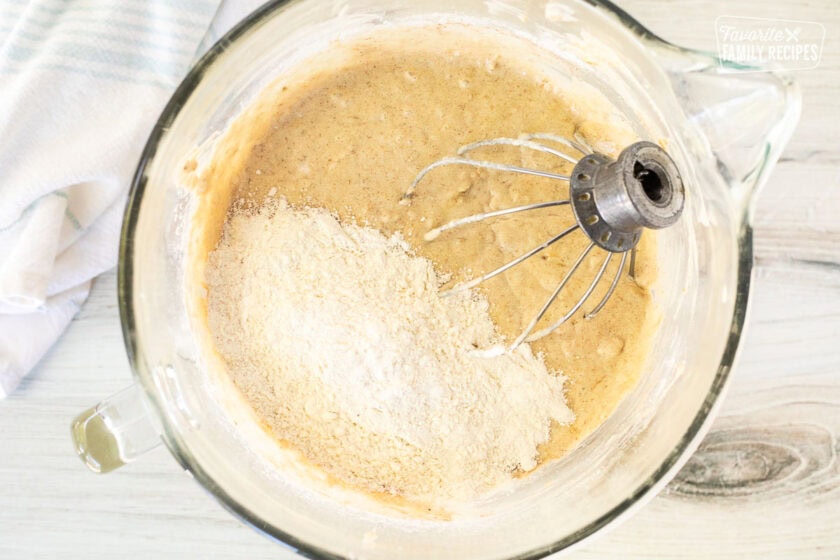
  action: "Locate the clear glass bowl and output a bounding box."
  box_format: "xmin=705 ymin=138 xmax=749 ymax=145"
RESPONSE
xmin=72 ymin=1 xmax=800 ymax=558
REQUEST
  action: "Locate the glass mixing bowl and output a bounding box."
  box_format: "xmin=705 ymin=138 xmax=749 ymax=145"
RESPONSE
xmin=71 ymin=0 xmax=800 ymax=558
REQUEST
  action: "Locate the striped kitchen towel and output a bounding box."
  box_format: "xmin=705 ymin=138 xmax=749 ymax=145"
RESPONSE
xmin=0 ymin=0 xmax=222 ymax=397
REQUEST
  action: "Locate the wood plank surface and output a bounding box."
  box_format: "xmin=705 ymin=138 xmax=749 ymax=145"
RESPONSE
xmin=1 ymin=1 xmax=838 ymax=558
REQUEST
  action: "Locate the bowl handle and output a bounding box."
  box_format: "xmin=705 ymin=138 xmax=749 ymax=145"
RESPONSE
xmin=71 ymin=384 xmax=161 ymax=473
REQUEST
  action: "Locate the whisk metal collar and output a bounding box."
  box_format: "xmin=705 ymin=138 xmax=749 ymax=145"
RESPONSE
xmin=570 ymin=141 xmax=684 ymax=253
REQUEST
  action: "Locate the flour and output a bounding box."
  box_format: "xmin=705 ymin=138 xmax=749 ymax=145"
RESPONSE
xmin=205 ymin=198 xmax=574 ymax=506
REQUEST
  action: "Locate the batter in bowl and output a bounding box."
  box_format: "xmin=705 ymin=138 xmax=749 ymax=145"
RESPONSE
xmin=186 ymin=24 xmax=659 ymax=514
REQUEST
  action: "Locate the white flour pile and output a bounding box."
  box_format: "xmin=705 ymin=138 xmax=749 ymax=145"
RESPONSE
xmin=206 ymin=198 xmax=573 ymax=506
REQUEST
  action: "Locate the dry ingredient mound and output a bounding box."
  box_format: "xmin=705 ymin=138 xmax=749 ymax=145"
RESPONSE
xmin=206 ymin=198 xmax=574 ymax=505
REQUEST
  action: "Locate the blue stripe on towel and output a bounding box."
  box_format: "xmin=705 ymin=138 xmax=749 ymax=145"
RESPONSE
xmin=0 ymin=0 xmax=216 ymax=86
xmin=50 ymin=192 xmax=83 ymax=232
xmin=6 ymin=0 xmax=220 ymax=13
xmin=0 ymin=193 xmax=83 ymax=234
xmin=0 ymin=24 xmax=195 ymax=58
xmin=8 ymin=12 xmax=206 ymax=46
xmin=0 ymin=56 xmax=177 ymax=90
xmin=2 ymin=40 xmax=184 ymax=81
xmin=0 ymin=203 xmax=35 ymax=234
xmin=11 ymin=1 xmax=210 ymax=31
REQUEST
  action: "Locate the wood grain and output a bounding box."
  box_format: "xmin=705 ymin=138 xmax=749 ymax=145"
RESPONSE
xmin=1 ymin=1 xmax=839 ymax=559
xmin=572 ymin=376 xmax=840 ymax=560
xmin=673 ymin=382 xmax=840 ymax=503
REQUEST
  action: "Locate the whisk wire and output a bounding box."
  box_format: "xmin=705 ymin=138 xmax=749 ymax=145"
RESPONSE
xmin=424 ymin=200 xmax=570 ymax=241
xmin=584 ymin=250 xmax=627 ymax=319
xmin=443 ymin=223 xmax=579 ymax=295
xmin=406 ymin=157 xmax=570 ymax=198
xmin=525 ymin=247 xmax=613 ymax=344
xmin=509 ymin=243 xmax=595 ymax=351
xmin=520 ymin=133 xmax=592 ymax=156
xmin=511 ymin=242 xmax=597 ymax=348
xmin=457 ymin=137 xmax=579 ymax=164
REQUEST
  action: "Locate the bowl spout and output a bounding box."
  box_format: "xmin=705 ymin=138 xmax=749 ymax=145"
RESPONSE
xmin=652 ymin=45 xmax=801 ymax=215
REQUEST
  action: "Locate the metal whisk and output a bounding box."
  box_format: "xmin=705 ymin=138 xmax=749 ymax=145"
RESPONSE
xmin=403 ymin=134 xmax=685 ymax=350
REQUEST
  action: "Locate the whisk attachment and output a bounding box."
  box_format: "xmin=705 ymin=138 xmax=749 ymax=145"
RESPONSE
xmin=408 ymin=136 xmax=684 ymax=349
xmin=570 ymin=141 xmax=684 ymax=253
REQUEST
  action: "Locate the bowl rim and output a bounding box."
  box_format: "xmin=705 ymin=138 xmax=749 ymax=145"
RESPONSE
xmin=117 ymin=1 xmax=751 ymax=558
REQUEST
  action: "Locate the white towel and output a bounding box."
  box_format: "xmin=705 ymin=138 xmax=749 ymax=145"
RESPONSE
xmin=0 ymin=0 xmax=222 ymax=397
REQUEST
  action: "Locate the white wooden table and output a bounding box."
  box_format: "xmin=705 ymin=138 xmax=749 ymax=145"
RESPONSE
xmin=2 ymin=1 xmax=838 ymax=558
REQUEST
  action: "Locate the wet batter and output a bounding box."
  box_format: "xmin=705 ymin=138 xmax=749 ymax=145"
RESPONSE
xmin=187 ymin=24 xmax=659 ymax=507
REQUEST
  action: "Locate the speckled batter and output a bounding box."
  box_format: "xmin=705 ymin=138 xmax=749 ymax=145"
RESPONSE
xmin=187 ymin=24 xmax=659 ymax=506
